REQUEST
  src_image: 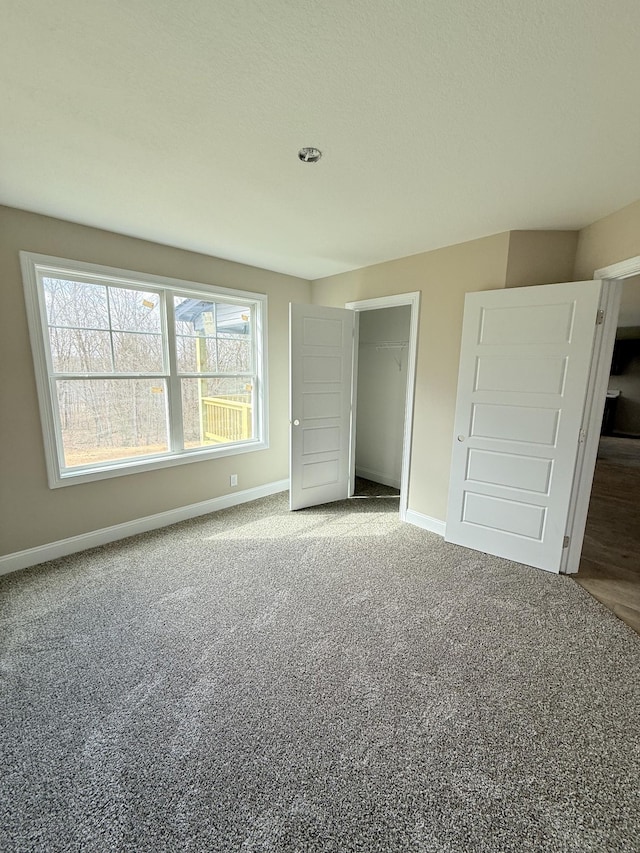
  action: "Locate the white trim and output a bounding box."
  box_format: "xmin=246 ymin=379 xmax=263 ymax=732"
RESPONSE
xmin=21 ymin=251 xmax=62 ymax=488
xmin=52 ymin=439 xmax=269 ymax=487
xmin=594 ymin=256 xmax=640 ymax=280
xmin=19 ymin=251 xmax=268 ymax=488
xmin=562 ymin=281 xmax=622 ymax=573
xmin=0 ymin=479 xmax=289 ymax=577
xmin=345 ymin=293 xmax=418 ymax=312
xmin=355 ymin=466 xmax=401 ymax=490
xmin=255 ymin=289 xmax=270 ymax=452
xmin=165 ymin=289 xmax=184 ymax=452
xmin=20 ymin=251 xmax=267 ymax=303
xmin=345 ymin=292 xmax=420 ymax=522
xmin=405 ymin=509 xmax=446 ymax=537
xmin=348 ymin=312 xmax=360 ymax=498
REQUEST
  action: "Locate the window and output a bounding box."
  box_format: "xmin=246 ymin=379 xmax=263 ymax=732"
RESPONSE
xmin=20 ymin=253 xmax=268 ymax=487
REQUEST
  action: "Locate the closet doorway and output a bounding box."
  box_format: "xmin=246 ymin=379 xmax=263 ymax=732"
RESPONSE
xmin=346 ymin=293 xmax=420 ymax=519
xmin=353 ymin=304 xmax=411 ymax=501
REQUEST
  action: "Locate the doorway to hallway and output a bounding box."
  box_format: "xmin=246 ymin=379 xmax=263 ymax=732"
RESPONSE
xmin=573 ymin=275 xmax=640 ymax=634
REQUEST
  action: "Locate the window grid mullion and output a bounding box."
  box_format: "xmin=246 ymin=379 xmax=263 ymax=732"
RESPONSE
xmin=105 ymin=286 xmax=116 ymax=373
xmin=49 ymin=373 xmax=168 ymax=380
xmin=175 ymin=372 xmax=254 ymax=380
xmin=251 ymin=304 xmax=258 ymax=437
xmin=48 ymin=325 xmax=161 ymax=336
xmin=164 ymin=293 xmax=184 ymax=453
xmin=49 ymin=375 xmax=69 ymax=472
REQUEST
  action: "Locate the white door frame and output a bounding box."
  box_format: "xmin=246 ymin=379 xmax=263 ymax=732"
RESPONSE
xmin=563 ymin=255 xmax=640 ymax=573
xmin=345 ymin=292 xmax=421 ymax=522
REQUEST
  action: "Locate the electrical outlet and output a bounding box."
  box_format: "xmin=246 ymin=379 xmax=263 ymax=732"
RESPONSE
xmin=230 ymin=474 xmax=238 ymax=487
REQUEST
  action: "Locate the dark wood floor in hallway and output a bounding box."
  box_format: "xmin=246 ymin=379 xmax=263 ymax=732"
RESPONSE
xmin=574 ymin=436 xmax=640 ymax=635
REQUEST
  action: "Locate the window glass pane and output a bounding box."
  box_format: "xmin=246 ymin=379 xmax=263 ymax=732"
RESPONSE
xmin=109 ymin=287 xmax=161 ymax=332
xmin=56 ymin=379 xmax=169 ymax=468
xmin=175 ymin=335 xmax=218 ymax=373
xmin=173 ymin=297 xmax=252 ymax=374
xmin=113 ymin=332 xmax=163 ymax=373
xmin=216 ymin=304 xmax=252 ymax=337
xmin=181 ymin=378 xmax=254 ymax=448
xmin=217 ymin=335 xmax=251 ymax=372
xmin=49 ymin=327 xmax=113 ymax=373
xmin=174 ymin=296 xmax=210 ymax=336
xmin=44 ymin=278 xmax=109 ymax=329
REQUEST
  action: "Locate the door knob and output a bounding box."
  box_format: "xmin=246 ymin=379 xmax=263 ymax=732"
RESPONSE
xmin=457 ymin=435 xmax=465 ymax=442
xmin=293 ymin=419 xmax=300 ymax=426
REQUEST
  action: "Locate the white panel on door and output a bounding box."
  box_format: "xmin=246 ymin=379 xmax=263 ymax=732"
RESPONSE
xmin=302 ymin=459 xmax=340 ymax=489
xmin=446 ymin=280 xmax=603 ymax=572
xmin=303 ymin=426 xmax=341 ymax=455
xmin=462 ymin=492 xmax=546 ymax=539
xmin=471 ymin=404 xmax=560 ymax=445
xmin=475 ymin=356 xmax=567 ymax=395
xmin=466 ymin=449 xmax=553 ymax=494
xmin=290 ymin=304 xmax=356 ymax=511
xmin=303 ymin=317 xmax=343 ymax=347
xmin=302 ymin=392 xmax=341 ymax=420
xmin=303 ymin=355 xmax=342 ymax=383
xmin=480 ymin=302 xmax=575 ymax=345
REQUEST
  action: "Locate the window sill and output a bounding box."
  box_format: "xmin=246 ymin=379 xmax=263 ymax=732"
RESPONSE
xmin=48 ymin=438 xmax=268 ymax=488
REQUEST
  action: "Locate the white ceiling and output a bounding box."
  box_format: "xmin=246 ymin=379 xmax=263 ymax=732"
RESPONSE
xmin=2 ymin=1 xmax=640 ymax=280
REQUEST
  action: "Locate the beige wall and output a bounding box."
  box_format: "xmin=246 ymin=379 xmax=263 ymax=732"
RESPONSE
xmin=312 ymin=232 xmax=511 ymax=521
xmin=574 ymin=198 xmax=640 ymax=279
xmin=0 ymin=206 xmax=310 ymax=556
xmin=505 ymin=230 xmax=578 ymax=288
xmin=618 ymin=274 xmax=640 ymax=327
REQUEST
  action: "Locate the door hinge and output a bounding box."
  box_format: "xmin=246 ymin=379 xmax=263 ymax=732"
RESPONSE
xmin=596 ymin=309 xmax=605 ymax=325
xmin=579 ymin=428 xmax=586 ymax=444
xmin=563 ymin=535 xmax=570 ymax=549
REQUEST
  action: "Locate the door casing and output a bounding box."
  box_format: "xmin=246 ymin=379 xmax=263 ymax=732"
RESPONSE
xmin=345 ymin=292 xmax=420 ymax=521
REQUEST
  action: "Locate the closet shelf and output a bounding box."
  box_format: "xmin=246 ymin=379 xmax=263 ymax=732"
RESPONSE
xmin=361 ymin=341 xmax=409 ymax=350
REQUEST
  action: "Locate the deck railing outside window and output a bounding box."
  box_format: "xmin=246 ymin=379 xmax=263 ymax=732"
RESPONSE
xmin=201 ymin=395 xmax=252 ymax=443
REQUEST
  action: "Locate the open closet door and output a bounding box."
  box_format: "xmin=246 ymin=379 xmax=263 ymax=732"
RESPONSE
xmin=445 ymin=280 xmax=603 ymax=573
xmin=289 ymin=303 xmax=356 ymax=511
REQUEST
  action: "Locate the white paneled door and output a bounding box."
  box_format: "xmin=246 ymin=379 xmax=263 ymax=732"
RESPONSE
xmin=446 ymin=281 xmax=603 ymax=573
xmin=289 ymin=303 xmax=356 ymax=511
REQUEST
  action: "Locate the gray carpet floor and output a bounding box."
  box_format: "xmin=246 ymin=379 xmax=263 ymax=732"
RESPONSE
xmin=1 ymin=493 xmax=639 ymax=852
xmin=353 ymin=477 xmax=400 ymax=498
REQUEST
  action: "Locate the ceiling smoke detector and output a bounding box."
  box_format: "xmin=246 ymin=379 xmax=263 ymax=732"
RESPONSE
xmin=298 ymin=147 xmax=322 ymax=163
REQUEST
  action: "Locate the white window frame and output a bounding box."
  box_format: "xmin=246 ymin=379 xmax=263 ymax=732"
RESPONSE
xmin=20 ymin=252 xmax=269 ymax=488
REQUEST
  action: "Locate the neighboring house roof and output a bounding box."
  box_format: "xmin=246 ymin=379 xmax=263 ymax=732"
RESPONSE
xmin=174 ymin=299 xmax=250 ymax=335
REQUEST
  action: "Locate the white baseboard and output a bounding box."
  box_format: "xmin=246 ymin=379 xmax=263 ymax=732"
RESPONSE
xmin=0 ymin=479 xmax=289 ymax=577
xmin=355 ymin=466 xmax=401 ymax=490
xmin=405 ymin=509 xmax=446 ymax=537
